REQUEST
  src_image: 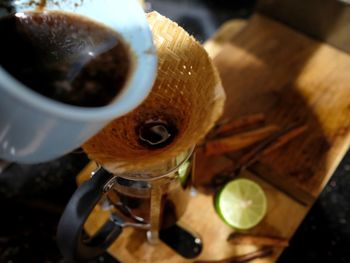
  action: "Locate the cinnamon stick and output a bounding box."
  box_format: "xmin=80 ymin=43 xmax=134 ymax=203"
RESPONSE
xmin=228 ymin=233 xmax=289 ymax=248
xmin=235 ymin=124 xmax=308 ymax=170
xmin=260 ymin=124 xmax=308 ymax=157
xmin=195 ymin=247 xmax=274 ymax=263
xmin=211 ymin=124 xmax=308 ymax=186
xmin=215 ymin=113 xmax=266 ymax=137
xmin=205 ymin=125 xmax=279 ymax=156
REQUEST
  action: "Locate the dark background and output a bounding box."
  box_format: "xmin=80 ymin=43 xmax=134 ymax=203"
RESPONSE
xmin=0 ymin=0 xmax=349 ymax=262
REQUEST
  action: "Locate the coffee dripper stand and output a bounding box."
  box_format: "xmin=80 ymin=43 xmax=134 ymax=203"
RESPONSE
xmin=57 ymin=147 xmax=203 ymax=261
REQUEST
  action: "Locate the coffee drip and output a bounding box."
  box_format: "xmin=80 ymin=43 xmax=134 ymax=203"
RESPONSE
xmin=138 ymin=120 xmax=178 ymax=149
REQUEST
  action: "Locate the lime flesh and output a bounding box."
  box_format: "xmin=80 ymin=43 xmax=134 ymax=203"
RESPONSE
xmin=215 ymin=178 xmax=267 ymax=230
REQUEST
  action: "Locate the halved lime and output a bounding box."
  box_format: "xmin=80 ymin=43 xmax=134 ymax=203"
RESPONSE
xmin=178 ymin=161 xmax=191 ymax=185
xmin=215 ymin=178 xmax=267 ymax=230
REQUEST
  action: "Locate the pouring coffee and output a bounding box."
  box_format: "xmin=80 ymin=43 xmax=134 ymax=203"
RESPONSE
xmin=0 ymin=0 xmax=157 ymax=163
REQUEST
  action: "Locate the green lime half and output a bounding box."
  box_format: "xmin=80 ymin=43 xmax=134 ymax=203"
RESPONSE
xmin=215 ymin=178 xmax=267 ymax=230
xmin=178 ymin=161 xmax=191 ymax=186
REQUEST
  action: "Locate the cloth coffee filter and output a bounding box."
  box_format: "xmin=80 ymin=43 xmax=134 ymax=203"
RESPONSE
xmin=83 ymin=11 xmax=226 ymax=174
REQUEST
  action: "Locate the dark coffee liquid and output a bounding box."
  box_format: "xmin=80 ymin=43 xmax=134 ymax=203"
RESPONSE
xmin=138 ymin=121 xmax=178 ymax=149
xmin=107 ymin=170 xmax=192 ymax=229
xmin=0 ymin=11 xmax=130 ymax=107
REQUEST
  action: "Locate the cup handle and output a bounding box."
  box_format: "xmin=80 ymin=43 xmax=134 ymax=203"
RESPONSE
xmin=57 ymin=167 xmax=122 ymax=262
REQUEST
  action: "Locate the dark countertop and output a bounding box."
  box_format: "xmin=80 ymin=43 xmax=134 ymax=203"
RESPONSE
xmin=279 ymin=150 xmax=350 ymax=263
xmin=0 ymin=1 xmax=350 ymax=262
xmin=0 ymin=152 xmax=88 ymax=262
xmin=0 ymin=152 xmax=118 ymax=263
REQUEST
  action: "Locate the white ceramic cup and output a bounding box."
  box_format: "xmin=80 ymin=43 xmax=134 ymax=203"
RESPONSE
xmin=0 ymin=0 xmax=157 ymax=163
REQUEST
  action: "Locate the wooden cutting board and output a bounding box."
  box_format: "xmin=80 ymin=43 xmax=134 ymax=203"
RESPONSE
xmin=211 ymin=15 xmax=350 ymax=205
xmin=78 ymin=14 xmax=350 ymax=263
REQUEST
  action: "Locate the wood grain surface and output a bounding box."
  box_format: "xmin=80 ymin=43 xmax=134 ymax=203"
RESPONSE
xmin=212 ymin=15 xmax=350 ymax=204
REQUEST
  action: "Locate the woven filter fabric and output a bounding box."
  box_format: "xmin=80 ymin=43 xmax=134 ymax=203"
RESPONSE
xmin=83 ymin=11 xmax=226 ymax=174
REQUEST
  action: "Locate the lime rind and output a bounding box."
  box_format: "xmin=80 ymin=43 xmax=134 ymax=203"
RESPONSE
xmin=178 ymin=161 xmax=190 ymax=184
xmin=215 ymin=178 xmax=267 ymax=230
